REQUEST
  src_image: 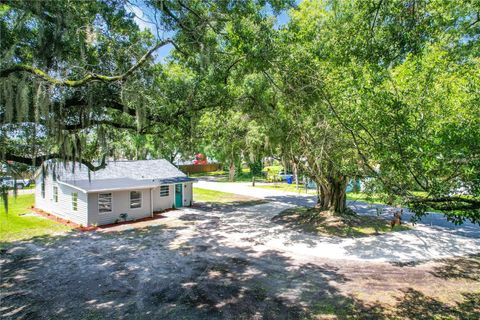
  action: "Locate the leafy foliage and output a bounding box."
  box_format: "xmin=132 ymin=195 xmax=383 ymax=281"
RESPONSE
xmin=1 ymin=0 xmax=479 ymax=223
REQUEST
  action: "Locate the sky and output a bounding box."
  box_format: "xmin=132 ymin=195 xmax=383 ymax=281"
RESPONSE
xmin=124 ymin=1 xmax=296 ymax=62
xmin=124 ymin=2 xmax=174 ymax=61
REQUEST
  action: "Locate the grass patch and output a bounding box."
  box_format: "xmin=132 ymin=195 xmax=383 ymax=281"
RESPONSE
xmin=0 ymin=194 xmax=71 ymax=244
xmin=255 ymin=183 xmax=385 ymax=199
xmin=273 ymin=206 xmax=410 ymax=238
xmin=255 ymin=183 xmax=316 ymax=194
xmin=216 ymin=169 xmax=268 ymax=183
xmin=216 ymin=174 xmax=267 ymax=183
xmin=189 ymin=170 xmax=227 ymax=178
xmin=190 ymin=167 xmax=268 ymax=183
xmin=193 ymin=187 xmax=265 ymax=206
xmin=346 ymin=192 xmax=388 ymax=204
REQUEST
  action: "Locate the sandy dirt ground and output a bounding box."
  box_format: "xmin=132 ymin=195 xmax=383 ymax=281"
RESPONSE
xmin=1 ymin=202 xmax=479 ymax=320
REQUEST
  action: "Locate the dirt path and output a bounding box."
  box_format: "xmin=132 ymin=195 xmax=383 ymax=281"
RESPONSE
xmin=200 ymin=202 xmax=480 ymax=263
xmin=195 ymin=181 xmax=480 ymax=261
xmin=1 ymin=205 xmax=479 ymax=319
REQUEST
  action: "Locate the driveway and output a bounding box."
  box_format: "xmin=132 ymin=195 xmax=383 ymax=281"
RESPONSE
xmin=195 ymin=181 xmax=480 ymax=262
xmin=2 ymin=193 xmax=480 ymax=319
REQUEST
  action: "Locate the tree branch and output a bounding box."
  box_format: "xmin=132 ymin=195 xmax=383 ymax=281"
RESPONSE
xmin=4 ymin=152 xmax=107 ymax=171
xmin=0 ymin=39 xmax=173 ymax=86
xmin=63 ymin=120 xmax=137 ymax=131
xmin=409 ymin=196 xmax=480 ymax=212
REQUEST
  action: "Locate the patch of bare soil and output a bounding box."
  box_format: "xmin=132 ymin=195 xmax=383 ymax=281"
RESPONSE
xmin=319 ymin=255 xmax=480 ymax=319
xmin=0 ymin=209 xmax=478 ymax=320
xmin=272 ymin=206 xmax=409 ymax=237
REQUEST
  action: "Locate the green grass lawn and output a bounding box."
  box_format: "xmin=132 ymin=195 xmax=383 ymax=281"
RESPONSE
xmin=346 ymin=192 xmax=388 ymax=204
xmin=255 ymin=183 xmax=316 ymax=194
xmin=193 ymin=187 xmax=265 ymax=205
xmin=189 ymin=170 xmax=227 ymax=178
xmin=216 ymin=174 xmax=267 ymax=183
xmin=0 ymin=194 xmax=71 ymax=244
xmin=255 ymin=183 xmax=397 ymax=204
xmin=189 ymin=168 xmax=268 ymax=183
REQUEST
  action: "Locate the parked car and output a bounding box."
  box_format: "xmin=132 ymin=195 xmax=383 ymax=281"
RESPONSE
xmin=278 ymin=170 xmax=293 ymax=181
xmin=0 ymin=176 xmax=31 ymax=189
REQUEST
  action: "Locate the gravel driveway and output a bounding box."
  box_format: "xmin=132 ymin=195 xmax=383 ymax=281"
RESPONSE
xmin=1 ymin=183 xmax=479 ymax=319
xmin=196 ymin=181 xmax=480 ymax=261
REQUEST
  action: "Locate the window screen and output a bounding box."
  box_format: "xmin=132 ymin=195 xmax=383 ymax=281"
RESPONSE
xmin=98 ymin=193 xmax=112 ymax=213
xmin=72 ymin=192 xmax=78 ymax=211
xmin=160 ymin=185 xmax=169 ymax=197
xmin=53 ymin=186 xmax=58 ymax=202
xmin=130 ymin=191 xmax=142 ymax=209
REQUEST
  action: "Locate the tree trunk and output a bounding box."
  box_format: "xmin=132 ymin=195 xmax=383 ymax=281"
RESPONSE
xmin=228 ymin=161 xmax=235 ymax=182
xmin=293 ymin=162 xmax=299 ymax=190
xmin=317 ymin=176 xmax=348 ymax=214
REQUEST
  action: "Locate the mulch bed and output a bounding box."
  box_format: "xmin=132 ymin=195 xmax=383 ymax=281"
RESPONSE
xmin=30 ymin=207 xmax=81 ymax=228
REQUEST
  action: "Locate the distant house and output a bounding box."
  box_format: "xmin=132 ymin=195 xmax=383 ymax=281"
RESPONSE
xmin=34 ymin=159 xmax=195 ymax=226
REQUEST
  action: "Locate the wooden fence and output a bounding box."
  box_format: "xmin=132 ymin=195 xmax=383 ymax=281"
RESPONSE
xmin=178 ymin=163 xmax=222 ymax=174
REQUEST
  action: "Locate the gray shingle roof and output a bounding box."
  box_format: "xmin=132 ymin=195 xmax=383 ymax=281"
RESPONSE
xmin=52 ymin=159 xmax=187 ymax=181
xmin=42 ymin=159 xmax=196 ymax=192
xmin=59 ymin=176 xmax=196 ymax=193
xmin=61 ymin=178 xmax=160 ymax=193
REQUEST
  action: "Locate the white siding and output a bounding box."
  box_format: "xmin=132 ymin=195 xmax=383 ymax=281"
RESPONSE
xmin=35 ymin=175 xmax=50 ymax=212
xmin=151 ymin=183 xmax=193 ymax=210
xmin=35 ymin=174 xmax=88 ymax=225
xmin=87 ymin=189 xmax=152 ymax=226
xmin=183 ymin=182 xmax=193 ymax=206
xmin=35 ymin=172 xmax=194 ymax=226
xmin=152 ymin=185 xmax=175 ymax=212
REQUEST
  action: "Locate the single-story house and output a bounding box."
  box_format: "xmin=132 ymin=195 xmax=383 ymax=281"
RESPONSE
xmin=34 ymin=159 xmax=195 ymax=226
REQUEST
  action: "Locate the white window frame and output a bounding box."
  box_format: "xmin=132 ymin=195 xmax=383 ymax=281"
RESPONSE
xmin=130 ymin=190 xmax=142 ymax=209
xmin=160 ymin=185 xmax=169 ymax=197
xmin=72 ymin=192 xmax=78 ymax=211
xmin=53 ymin=186 xmax=58 ymax=202
xmin=98 ymin=193 xmax=112 ymax=214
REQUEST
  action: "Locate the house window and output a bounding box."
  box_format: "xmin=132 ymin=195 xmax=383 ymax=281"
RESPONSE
xmin=72 ymin=192 xmax=78 ymax=211
xmin=53 ymin=186 xmax=58 ymax=202
xmin=41 ymin=183 xmax=45 ymax=198
xmin=98 ymin=193 xmax=112 ymax=213
xmin=160 ymin=185 xmax=169 ymax=197
xmin=130 ymin=191 xmax=142 ymax=209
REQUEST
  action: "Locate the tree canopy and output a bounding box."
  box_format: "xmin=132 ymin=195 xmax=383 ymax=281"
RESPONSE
xmin=1 ymin=0 xmax=479 ymax=224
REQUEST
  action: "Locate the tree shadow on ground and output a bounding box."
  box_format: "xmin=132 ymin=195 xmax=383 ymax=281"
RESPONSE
xmin=394 ymin=289 xmax=480 ymax=320
xmin=429 ymin=255 xmax=480 ymax=281
xmin=1 ymin=212 xmax=479 ymax=320
xmin=342 ymin=225 xmax=480 ymax=262
xmin=258 ymin=194 xmax=480 ymax=239
xmin=271 ymin=206 xmax=410 ymax=238
xmin=1 ymin=219 xmax=345 ymax=319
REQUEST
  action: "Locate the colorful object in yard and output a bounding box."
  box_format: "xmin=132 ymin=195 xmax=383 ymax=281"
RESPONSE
xmin=286 ymin=176 xmax=293 ymax=184
xmin=193 ymin=153 xmax=208 ymax=165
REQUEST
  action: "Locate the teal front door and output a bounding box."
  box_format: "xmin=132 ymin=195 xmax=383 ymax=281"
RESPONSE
xmin=175 ymin=184 xmax=183 ymax=208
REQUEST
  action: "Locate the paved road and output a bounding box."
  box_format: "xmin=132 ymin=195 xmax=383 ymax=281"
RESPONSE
xmin=194 ymin=180 xmax=480 ymax=262
xmin=7 ymin=188 xmax=35 ymax=195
